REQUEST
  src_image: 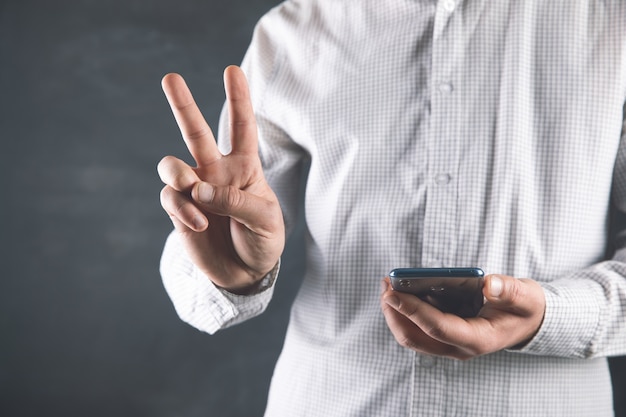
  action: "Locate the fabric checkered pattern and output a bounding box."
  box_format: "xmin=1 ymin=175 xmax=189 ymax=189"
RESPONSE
xmin=160 ymin=0 xmax=626 ymax=415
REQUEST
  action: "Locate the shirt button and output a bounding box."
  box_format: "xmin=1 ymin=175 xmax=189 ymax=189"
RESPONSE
xmin=419 ymin=355 xmax=437 ymax=368
xmin=442 ymin=0 xmax=456 ymax=12
xmin=435 ymin=173 xmax=451 ymax=185
xmin=438 ymin=82 xmax=454 ymax=94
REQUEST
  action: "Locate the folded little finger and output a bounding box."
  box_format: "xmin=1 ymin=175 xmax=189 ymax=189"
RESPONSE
xmin=160 ymin=185 xmax=208 ymax=232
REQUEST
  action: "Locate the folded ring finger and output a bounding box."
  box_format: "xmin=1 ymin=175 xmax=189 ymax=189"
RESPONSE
xmin=157 ymin=155 xmax=200 ymax=193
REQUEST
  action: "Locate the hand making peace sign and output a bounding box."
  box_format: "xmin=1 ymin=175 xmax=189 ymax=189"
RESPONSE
xmin=157 ymin=66 xmax=285 ymax=294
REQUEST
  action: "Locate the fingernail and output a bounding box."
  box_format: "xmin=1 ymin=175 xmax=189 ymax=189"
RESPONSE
xmin=191 ymin=215 xmax=206 ymax=230
xmin=490 ymin=276 xmax=503 ymax=298
xmin=380 ymin=279 xmax=388 ymax=294
xmin=197 ymin=182 xmax=215 ymax=203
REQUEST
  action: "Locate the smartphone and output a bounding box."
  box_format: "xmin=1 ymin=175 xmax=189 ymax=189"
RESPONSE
xmin=389 ymin=267 xmax=485 ymax=318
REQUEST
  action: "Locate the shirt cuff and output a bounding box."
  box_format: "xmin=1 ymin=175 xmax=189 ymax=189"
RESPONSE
xmin=510 ymin=280 xmax=602 ymax=358
xmin=217 ymin=259 xmax=280 ymax=328
xmin=160 ymin=231 xmax=279 ymax=334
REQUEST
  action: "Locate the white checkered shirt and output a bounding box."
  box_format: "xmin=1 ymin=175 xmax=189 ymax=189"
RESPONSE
xmin=161 ymin=0 xmax=626 ymax=415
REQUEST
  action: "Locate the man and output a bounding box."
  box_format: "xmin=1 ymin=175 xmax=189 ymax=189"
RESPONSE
xmin=158 ymin=1 xmax=626 ymax=415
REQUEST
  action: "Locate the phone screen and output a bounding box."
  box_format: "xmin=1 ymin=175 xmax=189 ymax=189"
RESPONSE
xmin=389 ymin=268 xmax=485 ymax=318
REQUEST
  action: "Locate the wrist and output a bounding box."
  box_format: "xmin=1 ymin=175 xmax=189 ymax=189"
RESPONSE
xmin=221 ymin=260 xmax=281 ymax=295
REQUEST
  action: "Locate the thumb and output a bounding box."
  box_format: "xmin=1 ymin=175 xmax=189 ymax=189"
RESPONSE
xmin=483 ymin=274 xmax=524 ymax=307
xmin=192 ymin=181 xmax=282 ymax=235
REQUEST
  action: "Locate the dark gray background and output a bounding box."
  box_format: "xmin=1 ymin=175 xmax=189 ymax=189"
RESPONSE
xmin=1 ymin=1 xmax=624 ymax=416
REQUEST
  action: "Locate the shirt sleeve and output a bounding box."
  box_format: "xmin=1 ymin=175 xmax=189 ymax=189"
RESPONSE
xmin=515 ymin=103 xmax=626 ymax=359
xmin=160 ymin=231 xmax=279 ymax=334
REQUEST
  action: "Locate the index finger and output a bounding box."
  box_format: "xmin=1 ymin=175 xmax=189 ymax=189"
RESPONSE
xmin=383 ymin=287 xmax=476 ymax=347
xmin=162 ymin=73 xmax=221 ymax=167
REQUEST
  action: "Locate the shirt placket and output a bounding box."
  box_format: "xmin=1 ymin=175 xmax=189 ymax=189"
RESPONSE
xmin=413 ymin=1 xmax=463 ymax=416
xmin=421 ymin=1 xmax=462 ymax=273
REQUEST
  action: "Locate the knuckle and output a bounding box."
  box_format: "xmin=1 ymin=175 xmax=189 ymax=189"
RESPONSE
xmin=395 ymin=331 xmax=418 ymax=350
xmin=403 ymin=305 xmax=421 ymax=322
xmin=424 ymin=323 xmax=447 ymax=341
xmin=157 ymin=155 xmax=172 ymax=172
xmin=220 ymin=186 xmax=245 ymax=210
xmin=186 ymin=126 xmax=211 ymax=142
xmin=157 ymin=156 xmax=173 ymax=181
xmin=213 ymin=186 xmax=245 ymax=212
xmin=464 ymin=342 xmax=487 ymax=358
xmin=173 ymin=200 xmax=187 ymax=218
xmin=158 ymin=155 xmax=177 ymax=167
xmin=157 ymin=156 xmax=195 ymax=190
xmin=506 ymin=279 xmax=525 ymax=305
xmin=160 ymin=186 xmax=188 ymax=218
xmin=172 ymin=170 xmax=195 ymax=191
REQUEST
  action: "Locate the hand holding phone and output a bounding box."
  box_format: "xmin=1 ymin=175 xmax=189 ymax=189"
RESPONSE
xmin=382 ymin=271 xmax=547 ymax=359
xmin=389 ymin=268 xmax=485 ymax=318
